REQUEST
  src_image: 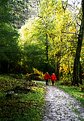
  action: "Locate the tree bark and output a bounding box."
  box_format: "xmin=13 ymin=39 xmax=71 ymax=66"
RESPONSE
xmin=72 ymin=0 xmax=84 ymax=86
xmin=45 ymin=33 xmax=49 ymax=71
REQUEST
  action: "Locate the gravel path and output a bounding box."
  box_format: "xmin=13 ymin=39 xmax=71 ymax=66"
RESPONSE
xmin=43 ymin=86 xmax=84 ymax=121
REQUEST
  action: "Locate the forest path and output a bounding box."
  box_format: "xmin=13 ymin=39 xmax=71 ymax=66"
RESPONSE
xmin=43 ymin=86 xmax=84 ymax=121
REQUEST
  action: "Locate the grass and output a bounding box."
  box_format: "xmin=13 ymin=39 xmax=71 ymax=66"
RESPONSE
xmin=56 ymin=82 xmax=84 ymax=107
xmin=0 ymin=75 xmax=45 ymax=121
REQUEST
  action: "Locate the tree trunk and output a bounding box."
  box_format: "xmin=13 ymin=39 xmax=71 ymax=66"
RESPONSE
xmin=45 ymin=33 xmax=49 ymax=71
xmin=79 ymin=61 xmax=82 ymax=84
xmin=56 ymin=58 xmax=60 ymax=80
xmin=55 ymin=51 xmax=61 ymax=81
xmin=72 ymin=0 xmax=84 ymax=86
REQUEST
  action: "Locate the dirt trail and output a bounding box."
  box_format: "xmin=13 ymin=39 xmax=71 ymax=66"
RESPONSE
xmin=43 ymin=86 xmax=84 ymax=121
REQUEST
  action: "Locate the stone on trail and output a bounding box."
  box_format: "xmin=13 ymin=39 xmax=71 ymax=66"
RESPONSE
xmin=43 ymin=86 xmax=84 ymax=121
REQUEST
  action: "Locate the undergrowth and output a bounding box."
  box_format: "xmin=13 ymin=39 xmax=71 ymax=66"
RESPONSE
xmin=0 ymin=75 xmax=45 ymax=121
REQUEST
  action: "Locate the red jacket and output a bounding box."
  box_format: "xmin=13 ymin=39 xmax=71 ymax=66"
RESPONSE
xmin=44 ymin=73 xmax=50 ymax=80
xmin=51 ymin=73 xmax=57 ymax=81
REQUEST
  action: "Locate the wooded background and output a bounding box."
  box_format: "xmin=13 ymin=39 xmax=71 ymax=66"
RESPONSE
xmin=0 ymin=0 xmax=84 ymax=86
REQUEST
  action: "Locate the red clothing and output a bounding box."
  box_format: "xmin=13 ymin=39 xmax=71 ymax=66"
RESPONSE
xmin=44 ymin=73 xmax=50 ymax=80
xmin=51 ymin=73 xmax=57 ymax=81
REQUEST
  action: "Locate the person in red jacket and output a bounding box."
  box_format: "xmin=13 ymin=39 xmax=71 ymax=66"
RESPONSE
xmin=44 ymin=72 xmax=50 ymax=85
xmin=51 ymin=73 xmax=57 ymax=86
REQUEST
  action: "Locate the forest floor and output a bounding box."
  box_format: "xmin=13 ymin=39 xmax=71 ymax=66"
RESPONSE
xmin=0 ymin=76 xmax=45 ymax=121
xmin=0 ymin=75 xmax=84 ymax=121
xmin=43 ymin=86 xmax=84 ymax=121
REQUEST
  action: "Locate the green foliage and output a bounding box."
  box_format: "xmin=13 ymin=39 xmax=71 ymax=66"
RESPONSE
xmin=19 ymin=38 xmax=46 ymax=72
xmin=60 ymin=76 xmax=72 ymax=86
xmin=9 ymin=0 xmax=29 ymax=28
xmin=0 ymin=75 xmax=45 ymax=121
xmin=9 ymin=0 xmax=39 ymax=28
xmin=0 ymin=0 xmax=83 ymax=76
xmin=33 ymin=68 xmax=44 ymax=80
xmin=25 ymin=68 xmax=44 ymax=81
xmin=19 ymin=0 xmax=78 ymax=74
xmin=0 ymin=75 xmax=23 ymax=91
xmin=0 ymin=25 xmax=19 ymax=61
xmin=0 ymin=0 xmax=22 ymax=73
xmin=80 ymin=84 xmax=84 ymax=92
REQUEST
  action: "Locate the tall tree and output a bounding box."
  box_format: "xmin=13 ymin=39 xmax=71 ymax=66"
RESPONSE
xmin=0 ymin=0 xmax=20 ymax=73
xmin=72 ymin=0 xmax=84 ymax=86
xmin=19 ymin=0 xmax=76 ymax=75
xmin=9 ymin=0 xmax=40 ymax=28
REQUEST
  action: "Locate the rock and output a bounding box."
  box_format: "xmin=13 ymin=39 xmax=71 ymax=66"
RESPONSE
xmin=43 ymin=86 xmax=84 ymax=121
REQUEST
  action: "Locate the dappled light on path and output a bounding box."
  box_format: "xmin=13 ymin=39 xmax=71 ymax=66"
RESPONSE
xmin=43 ymin=86 xmax=84 ymax=121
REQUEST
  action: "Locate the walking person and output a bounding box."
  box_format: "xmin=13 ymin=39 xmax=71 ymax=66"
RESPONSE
xmin=51 ymin=73 xmax=57 ymax=86
xmin=44 ymin=72 xmax=50 ymax=85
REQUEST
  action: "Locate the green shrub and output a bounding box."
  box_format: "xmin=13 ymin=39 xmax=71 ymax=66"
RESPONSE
xmin=80 ymin=85 xmax=84 ymax=92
